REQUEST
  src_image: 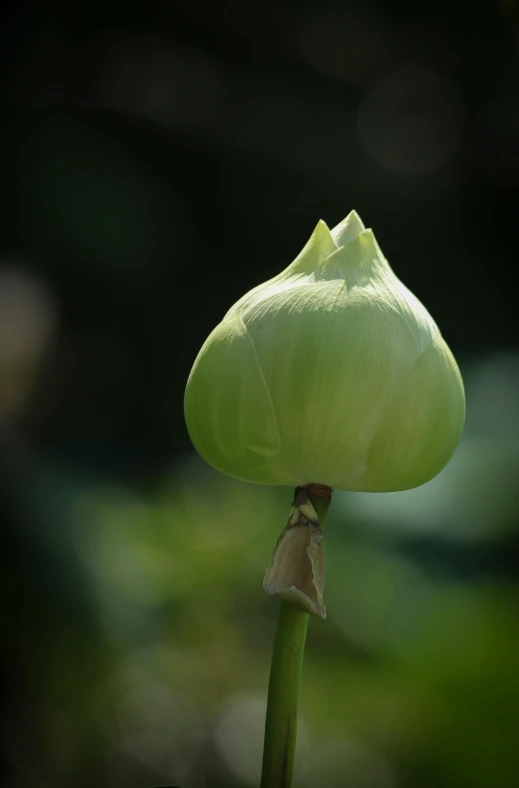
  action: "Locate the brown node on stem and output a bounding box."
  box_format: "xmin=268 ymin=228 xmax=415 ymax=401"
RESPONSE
xmin=304 ymin=483 xmax=333 ymax=499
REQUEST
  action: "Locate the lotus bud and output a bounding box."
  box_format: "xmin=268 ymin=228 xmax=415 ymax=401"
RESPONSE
xmin=184 ymin=211 xmax=465 ymax=493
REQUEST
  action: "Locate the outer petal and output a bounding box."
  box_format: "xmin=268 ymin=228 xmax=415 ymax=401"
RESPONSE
xmin=354 ymin=335 xmax=465 ymax=491
xmin=242 ymin=281 xmax=435 ymax=489
xmin=185 ymin=315 xmax=295 ymax=485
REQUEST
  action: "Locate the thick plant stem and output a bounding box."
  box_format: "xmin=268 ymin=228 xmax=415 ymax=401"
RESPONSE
xmin=261 ymin=602 xmax=308 ymax=788
xmin=261 ymin=490 xmax=331 ymax=788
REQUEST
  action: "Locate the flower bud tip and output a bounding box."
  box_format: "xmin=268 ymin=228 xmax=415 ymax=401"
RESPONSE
xmin=331 ymin=210 xmax=366 ymax=248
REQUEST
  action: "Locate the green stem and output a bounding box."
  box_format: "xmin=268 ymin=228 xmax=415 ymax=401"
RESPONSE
xmin=260 ymin=492 xmax=331 ymax=788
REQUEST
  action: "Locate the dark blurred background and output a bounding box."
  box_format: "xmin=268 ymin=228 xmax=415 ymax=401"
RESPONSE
xmin=1 ymin=1 xmax=518 ymax=786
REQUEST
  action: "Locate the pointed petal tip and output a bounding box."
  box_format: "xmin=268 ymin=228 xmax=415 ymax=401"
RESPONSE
xmin=287 ymin=218 xmax=338 ymax=275
xmin=314 ymin=218 xmax=335 ymax=244
xmin=331 ymin=210 xmax=366 ymax=248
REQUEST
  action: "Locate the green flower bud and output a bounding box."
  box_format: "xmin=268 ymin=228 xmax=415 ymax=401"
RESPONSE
xmin=184 ymin=211 xmax=465 ymax=492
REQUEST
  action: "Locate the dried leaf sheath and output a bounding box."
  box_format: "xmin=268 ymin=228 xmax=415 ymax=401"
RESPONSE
xmin=263 ymin=487 xmax=326 ymax=618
